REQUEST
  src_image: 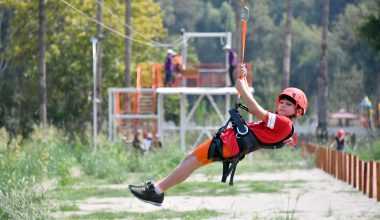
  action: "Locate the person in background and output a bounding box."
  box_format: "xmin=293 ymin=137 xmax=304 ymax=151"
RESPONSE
xmin=223 ymin=44 xmax=238 ymax=86
xmin=330 ymin=129 xmax=345 ymax=152
xmin=132 ymin=129 xmax=144 ymax=153
xmin=164 ymin=49 xmax=175 ymax=87
xmin=170 ymin=54 xmax=183 ymax=86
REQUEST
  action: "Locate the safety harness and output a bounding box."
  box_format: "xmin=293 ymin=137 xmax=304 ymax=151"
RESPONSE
xmin=207 ymin=103 xmax=294 ymax=186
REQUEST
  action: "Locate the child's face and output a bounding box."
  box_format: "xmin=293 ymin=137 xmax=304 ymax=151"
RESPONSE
xmin=277 ymin=99 xmax=296 ymax=117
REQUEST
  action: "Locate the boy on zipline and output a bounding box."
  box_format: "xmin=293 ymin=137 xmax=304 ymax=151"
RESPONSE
xmin=129 ymin=64 xmax=308 ymax=206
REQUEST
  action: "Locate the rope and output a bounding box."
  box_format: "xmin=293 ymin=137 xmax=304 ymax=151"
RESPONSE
xmin=237 ymin=0 xmax=249 ymax=104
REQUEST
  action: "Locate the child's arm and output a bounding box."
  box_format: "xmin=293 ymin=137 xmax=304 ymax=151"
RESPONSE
xmin=235 ymin=64 xmax=267 ymax=121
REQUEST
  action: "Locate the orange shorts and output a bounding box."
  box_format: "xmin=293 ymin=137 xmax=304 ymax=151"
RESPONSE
xmin=193 ymin=138 xmax=234 ymax=165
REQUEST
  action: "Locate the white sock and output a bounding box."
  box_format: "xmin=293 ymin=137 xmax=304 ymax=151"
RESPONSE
xmin=154 ymin=184 xmax=163 ymax=194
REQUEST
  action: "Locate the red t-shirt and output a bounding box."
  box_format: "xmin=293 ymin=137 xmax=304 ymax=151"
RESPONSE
xmin=220 ymin=112 xmax=293 ymax=156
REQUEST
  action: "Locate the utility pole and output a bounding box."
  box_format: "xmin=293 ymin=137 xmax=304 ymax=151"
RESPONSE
xmin=96 ymin=0 xmax=104 ymax=135
xmin=91 ymin=37 xmax=98 ymax=153
xmin=125 ymin=0 xmax=132 ymax=88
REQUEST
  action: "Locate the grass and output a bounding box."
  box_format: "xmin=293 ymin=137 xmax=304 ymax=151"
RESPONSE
xmin=170 ymin=180 xmax=305 ymax=196
xmin=47 ymin=187 xmax=131 ymax=201
xmin=247 ymin=180 xmax=304 ymax=193
xmin=47 ymin=179 xmax=305 ymax=202
xmin=168 ymin=181 xmax=240 ymax=196
xmin=64 ymin=209 xmax=220 ymax=220
xmin=58 ymin=202 xmax=80 ymax=212
xmin=0 ymin=125 xmax=321 ymax=219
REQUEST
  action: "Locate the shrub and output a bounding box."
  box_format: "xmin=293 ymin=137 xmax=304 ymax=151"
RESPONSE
xmin=357 ymin=138 xmax=380 ymax=161
xmin=0 ymin=163 xmax=48 ymax=219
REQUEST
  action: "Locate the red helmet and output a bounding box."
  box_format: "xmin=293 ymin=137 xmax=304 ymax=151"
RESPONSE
xmin=276 ymin=87 xmax=308 ymax=117
xmin=337 ymin=129 xmax=345 ymax=137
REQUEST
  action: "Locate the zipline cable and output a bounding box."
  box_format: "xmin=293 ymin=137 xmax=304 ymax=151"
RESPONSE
xmin=94 ymin=0 xmax=183 ymax=47
xmin=58 ymin=0 xmax=183 ymax=48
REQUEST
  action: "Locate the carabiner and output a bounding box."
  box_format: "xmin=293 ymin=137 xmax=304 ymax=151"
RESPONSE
xmin=237 ymin=125 xmax=249 ymax=136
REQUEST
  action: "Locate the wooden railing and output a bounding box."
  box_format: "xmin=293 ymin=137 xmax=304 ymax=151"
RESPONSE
xmin=301 ymin=142 xmax=380 ymax=202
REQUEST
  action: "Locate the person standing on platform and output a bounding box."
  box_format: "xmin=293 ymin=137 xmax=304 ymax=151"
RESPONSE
xmin=164 ymin=49 xmax=175 ymax=87
xmin=224 ymin=44 xmax=238 ymax=86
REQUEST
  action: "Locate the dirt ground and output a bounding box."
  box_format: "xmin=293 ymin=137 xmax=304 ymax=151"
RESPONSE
xmin=56 ymin=169 xmax=380 ymax=220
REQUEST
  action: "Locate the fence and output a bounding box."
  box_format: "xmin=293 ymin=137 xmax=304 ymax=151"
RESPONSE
xmin=300 ymin=142 xmax=380 ymax=202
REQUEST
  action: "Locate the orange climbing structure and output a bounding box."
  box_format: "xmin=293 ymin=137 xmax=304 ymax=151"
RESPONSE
xmin=114 ymin=63 xmax=163 ymax=143
xmin=113 ymin=62 xmax=253 ymax=143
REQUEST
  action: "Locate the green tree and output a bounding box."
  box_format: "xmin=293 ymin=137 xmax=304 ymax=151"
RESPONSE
xmin=1 ymin=0 xmax=166 ymax=137
xmin=358 ymin=1 xmax=380 ymax=126
xmin=38 ymin=0 xmax=47 ymax=125
xmin=157 ymin=0 xmax=205 ymax=34
xmin=282 ymin=0 xmax=292 ymax=88
xmin=333 ymin=0 xmax=380 ymax=112
xmin=316 ymin=0 xmax=329 ymax=142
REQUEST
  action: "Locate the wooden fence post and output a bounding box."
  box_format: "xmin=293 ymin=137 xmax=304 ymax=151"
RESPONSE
xmin=333 ymin=149 xmax=336 ymax=177
xmin=359 ymin=160 xmax=363 ymax=192
xmin=326 ymin=148 xmax=329 ymax=174
xmin=377 ymin=162 xmax=380 ymax=202
xmin=353 ymin=155 xmax=358 ymax=188
xmin=320 ymin=148 xmax=324 ymax=170
xmin=316 ymin=147 xmax=320 ymax=169
xmin=363 ymin=162 xmax=368 ymax=195
xmin=327 ymin=148 xmax=331 ymax=175
xmin=351 ymin=154 xmax=355 ymax=186
xmin=369 ymin=161 xmax=373 ymax=198
xmin=348 ymin=153 xmax=352 ymax=185
xmin=342 ymin=152 xmax=346 ymax=182
xmin=338 ymin=152 xmax=342 ymax=180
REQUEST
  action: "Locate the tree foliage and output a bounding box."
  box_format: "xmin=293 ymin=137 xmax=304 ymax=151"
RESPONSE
xmin=0 ymin=0 xmax=166 ymax=136
xmin=333 ymin=0 xmax=380 ymax=105
xmin=1 ymin=0 xmax=379 ymax=138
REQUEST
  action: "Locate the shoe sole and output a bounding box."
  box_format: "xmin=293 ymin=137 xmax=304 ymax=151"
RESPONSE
xmin=129 ymin=188 xmax=163 ymax=207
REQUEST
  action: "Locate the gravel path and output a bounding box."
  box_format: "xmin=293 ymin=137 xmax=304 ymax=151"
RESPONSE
xmin=54 ymin=169 xmax=380 ymax=219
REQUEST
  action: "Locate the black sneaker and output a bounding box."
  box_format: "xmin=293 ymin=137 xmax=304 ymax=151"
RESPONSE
xmin=129 ymin=182 xmax=164 ymax=206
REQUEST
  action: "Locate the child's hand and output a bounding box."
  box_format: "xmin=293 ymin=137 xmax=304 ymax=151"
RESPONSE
xmin=238 ymin=64 xmax=247 ymax=79
xmin=235 ymin=64 xmax=247 ymax=92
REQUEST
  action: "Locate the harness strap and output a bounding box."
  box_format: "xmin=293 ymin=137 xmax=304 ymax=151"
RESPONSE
xmin=229 ymin=108 xmax=249 ymax=137
xmin=207 ymin=135 xmax=223 ymax=161
xmin=222 ymin=159 xmax=239 ymax=185
xmin=208 ymin=104 xmax=295 ymax=186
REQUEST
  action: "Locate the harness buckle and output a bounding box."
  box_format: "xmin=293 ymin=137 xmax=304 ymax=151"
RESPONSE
xmin=236 ymin=125 xmax=249 ymax=138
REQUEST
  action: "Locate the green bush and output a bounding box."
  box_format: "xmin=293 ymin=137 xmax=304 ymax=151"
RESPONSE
xmin=357 ymin=138 xmax=380 ymax=161
xmin=0 ymin=158 xmax=48 ymax=219
xmin=0 ymin=126 xmax=83 ymax=219
xmin=138 ymin=144 xmax=186 ymax=179
xmin=80 ymin=139 xmax=186 ymax=182
xmin=80 ymin=140 xmax=134 ymax=183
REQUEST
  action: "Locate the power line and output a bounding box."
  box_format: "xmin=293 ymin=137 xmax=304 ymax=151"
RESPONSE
xmin=58 ymin=0 xmax=155 ymax=46
xmin=95 ymin=0 xmax=183 ymax=47
xmin=58 ymin=0 xmax=183 ymax=48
